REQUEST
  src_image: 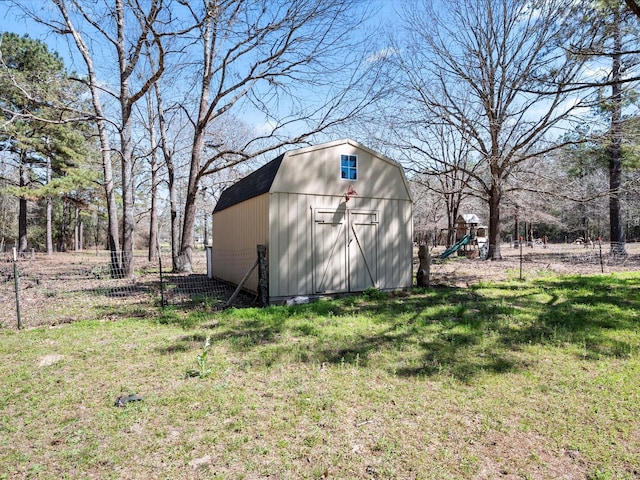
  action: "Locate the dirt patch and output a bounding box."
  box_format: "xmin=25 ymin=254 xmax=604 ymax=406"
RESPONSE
xmin=474 ymin=429 xmax=588 ymax=479
xmin=0 ymin=250 xmax=255 ymax=329
xmin=37 ymin=354 xmax=64 ymax=367
xmin=428 ymin=242 xmax=640 ymax=287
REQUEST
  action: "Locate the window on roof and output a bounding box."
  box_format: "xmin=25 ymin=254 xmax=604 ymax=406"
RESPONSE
xmin=340 ymin=154 xmax=357 ymax=180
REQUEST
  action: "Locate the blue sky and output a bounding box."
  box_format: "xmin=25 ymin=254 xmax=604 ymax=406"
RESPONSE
xmin=1 ymin=2 xmax=83 ymax=68
xmin=0 ymin=0 xmax=403 ymax=72
xmin=0 ymin=1 xmax=403 ymax=142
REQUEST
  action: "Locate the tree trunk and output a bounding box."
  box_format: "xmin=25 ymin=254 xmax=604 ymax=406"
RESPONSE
xmin=119 ymin=80 xmax=135 ymax=277
xmin=177 ymin=182 xmax=198 ymax=274
xmin=153 ymin=81 xmax=180 ymax=271
xmin=446 ymin=200 xmax=458 ymax=247
xmin=46 ymin=154 xmax=53 ymax=255
xmin=59 ymin=201 xmax=68 ymax=252
xmin=147 ymin=93 xmax=159 ymax=262
xmin=609 ymin=152 xmax=625 ymax=254
xmin=54 ymin=0 xmax=123 ymax=275
xmin=74 ymin=206 xmax=80 ymax=251
xmin=487 ymin=185 xmax=502 ymax=260
xmin=18 ymin=157 xmax=28 ymax=255
xmin=104 ymin=151 xmax=123 ymax=277
xmin=101 ymin=131 xmax=122 ymax=275
xmin=609 ymin=10 xmax=626 ymax=256
xmin=174 ymin=9 xmax=214 ymax=275
xmin=416 ymin=244 xmax=430 ymax=287
xmin=176 ymin=98 xmax=208 ymax=274
xmin=168 ymin=161 xmax=180 ymax=271
xmin=69 ymin=29 xmax=120 ymax=268
xmin=514 ymin=206 xmax=520 ymax=248
xmin=120 ymin=132 xmax=135 ymax=276
xmin=148 ymin=168 xmax=159 ymax=262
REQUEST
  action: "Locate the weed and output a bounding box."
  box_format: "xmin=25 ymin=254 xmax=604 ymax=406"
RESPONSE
xmin=363 ymin=287 xmax=387 ymax=300
xmin=185 ymin=336 xmax=212 ymax=378
xmin=587 ymin=468 xmax=613 ymax=480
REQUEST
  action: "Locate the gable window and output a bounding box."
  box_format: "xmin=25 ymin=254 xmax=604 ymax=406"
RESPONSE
xmin=340 ymin=154 xmax=357 ymax=180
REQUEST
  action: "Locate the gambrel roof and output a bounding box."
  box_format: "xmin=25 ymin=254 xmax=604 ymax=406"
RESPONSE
xmin=213 ymin=154 xmax=284 ymax=213
xmin=213 ymin=139 xmax=411 ymax=214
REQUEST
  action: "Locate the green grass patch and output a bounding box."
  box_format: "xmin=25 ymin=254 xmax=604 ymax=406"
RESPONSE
xmin=1 ymin=272 xmax=639 ymax=478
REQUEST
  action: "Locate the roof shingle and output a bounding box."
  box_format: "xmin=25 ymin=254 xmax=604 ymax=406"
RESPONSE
xmin=213 ymin=153 xmax=284 ymax=213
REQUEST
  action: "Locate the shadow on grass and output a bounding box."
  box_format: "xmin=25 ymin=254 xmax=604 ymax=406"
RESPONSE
xmin=160 ymin=273 xmax=640 ymax=382
xmin=157 ymin=332 xmax=211 ymax=354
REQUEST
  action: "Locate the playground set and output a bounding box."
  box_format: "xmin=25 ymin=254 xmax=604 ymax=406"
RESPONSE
xmin=439 ymin=214 xmax=487 ymax=260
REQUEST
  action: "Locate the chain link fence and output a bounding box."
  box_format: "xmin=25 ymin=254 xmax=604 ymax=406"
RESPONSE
xmin=509 ymin=240 xmax=638 ymax=270
xmin=428 ymin=240 xmax=640 ymax=286
xmin=0 ymin=248 xmax=258 ymax=329
xmin=2 ymin=241 xmax=640 ymax=330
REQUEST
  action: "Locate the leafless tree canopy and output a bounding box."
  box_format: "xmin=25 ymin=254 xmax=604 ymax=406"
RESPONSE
xmin=390 ymin=0 xmax=598 ymax=259
xmin=7 ymin=0 xmax=384 ymax=274
xmin=4 ymin=0 xmax=640 ymax=269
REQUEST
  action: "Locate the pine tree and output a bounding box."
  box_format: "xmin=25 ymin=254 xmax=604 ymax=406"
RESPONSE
xmin=0 ymin=32 xmax=97 ymax=253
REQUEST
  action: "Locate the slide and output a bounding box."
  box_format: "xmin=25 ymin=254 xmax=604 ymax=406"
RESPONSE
xmin=439 ymin=234 xmax=471 ymax=259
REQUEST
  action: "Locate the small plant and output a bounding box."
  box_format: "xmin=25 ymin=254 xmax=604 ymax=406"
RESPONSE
xmin=363 ymin=287 xmax=387 ymax=300
xmin=185 ymin=336 xmax=212 ymax=378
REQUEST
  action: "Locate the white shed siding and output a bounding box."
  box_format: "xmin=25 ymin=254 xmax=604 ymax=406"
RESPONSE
xmin=272 ymin=142 xmax=409 ymax=202
xmin=369 ymin=198 xmax=411 ymax=290
xmin=268 ymin=195 xmax=412 ymax=298
xmin=212 ymin=139 xmax=413 ymax=302
xmin=269 ymin=192 xmax=316 ymax=297
xmin=211 ymin=193 xmax=269 ymax=292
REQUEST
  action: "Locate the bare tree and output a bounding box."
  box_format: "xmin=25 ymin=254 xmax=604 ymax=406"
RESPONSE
xmin=396 ymin=0 xmax=595 ymax=259
xmin=16 ymin=0 xmax=168 ymax=276
xmin=390 ymin=111 xmax=479 ymax=247
xmin=172 ymin=0 xmax=383 ymax=272
xmin=608 ymin=5 xmax=627 ymax=255
xmin=12 ymin=0 xmax=383 ymax=273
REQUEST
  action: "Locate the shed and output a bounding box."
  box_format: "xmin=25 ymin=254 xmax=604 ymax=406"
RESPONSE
xmin=210 ymin=138 xmax=414 ymax=303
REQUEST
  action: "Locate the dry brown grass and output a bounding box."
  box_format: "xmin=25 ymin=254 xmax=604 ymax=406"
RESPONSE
xmin=0 ymin=249 xmax=246 ymax=329
xmin=429 ymin=241 xmax=640 ymax=287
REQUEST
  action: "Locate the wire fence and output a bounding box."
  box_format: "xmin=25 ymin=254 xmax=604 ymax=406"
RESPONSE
xmin=505 ymin=240 xmax=638 ymax=269
xmin=0 ymin=248 xmax=258 ymax=330
xmin=2 ymin=241 xmax=640 ymax=330
xmin=428 ymin=240 xmax=640 ymax=286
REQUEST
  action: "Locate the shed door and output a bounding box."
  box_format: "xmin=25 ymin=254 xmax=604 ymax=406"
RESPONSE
xmin=313 ymin=207 xmax=378 ymax=294
xmin=348 ymin=210 xmax=378 ymax=291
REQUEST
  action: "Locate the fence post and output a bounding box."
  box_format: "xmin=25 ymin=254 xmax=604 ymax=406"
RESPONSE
xmin=257 ymin=244 xmax=269 ymax=307
xmin=519 ymin=236 xmax=523 ymax=281
xmin=13 ymin=247 xmax=22 ymax=329
xmin=155 ymin=239 xmax=166 ymax=309
xmin=598 ymin=236 xmax=604 ymax=273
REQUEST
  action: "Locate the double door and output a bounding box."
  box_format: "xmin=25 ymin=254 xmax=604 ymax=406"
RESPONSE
xmin=313 ymin=207 xmax=379 ymax=294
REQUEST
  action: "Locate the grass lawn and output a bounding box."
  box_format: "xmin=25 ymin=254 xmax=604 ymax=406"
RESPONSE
xmin=1 ymin=273 xmax=639 ymax=479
